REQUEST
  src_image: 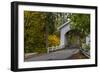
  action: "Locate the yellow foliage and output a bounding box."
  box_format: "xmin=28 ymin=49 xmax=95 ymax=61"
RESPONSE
xmin=48 ymin=35 xmax=60 ymax=46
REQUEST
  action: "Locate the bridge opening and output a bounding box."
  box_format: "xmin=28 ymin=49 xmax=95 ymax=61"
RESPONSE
xmin=65 ymin=30 xmax=81 ymax=49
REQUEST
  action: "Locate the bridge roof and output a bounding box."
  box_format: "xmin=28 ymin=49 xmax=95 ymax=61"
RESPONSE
xmin=57 ymin=21 xmax=70 ymax=30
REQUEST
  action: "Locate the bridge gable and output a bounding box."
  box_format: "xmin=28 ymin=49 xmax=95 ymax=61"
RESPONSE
xmin=58 ymin=22 xmax=71 ymax=46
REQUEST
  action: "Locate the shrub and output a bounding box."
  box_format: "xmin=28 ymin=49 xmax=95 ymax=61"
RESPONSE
xmin=48 ymin=35 xmax=60 ymax=47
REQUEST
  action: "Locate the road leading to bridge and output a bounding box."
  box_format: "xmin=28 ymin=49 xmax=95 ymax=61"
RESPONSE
xmin=25 ymin=48 xmax=79 ymax=61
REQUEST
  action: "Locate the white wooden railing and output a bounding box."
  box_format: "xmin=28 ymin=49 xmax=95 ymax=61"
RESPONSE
xmin=47 ymin=45 xmax=65 ymax=53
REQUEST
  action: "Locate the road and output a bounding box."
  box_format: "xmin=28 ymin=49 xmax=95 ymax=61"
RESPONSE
xmin=25 ymin=48 xmax=79 ymax=61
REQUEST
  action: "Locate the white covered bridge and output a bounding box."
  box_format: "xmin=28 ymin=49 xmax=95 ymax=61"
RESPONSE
xmin=58 ymin=21 xmax=71 ymax=47
xmin=47 ymin=21 xmax=90 ymax=53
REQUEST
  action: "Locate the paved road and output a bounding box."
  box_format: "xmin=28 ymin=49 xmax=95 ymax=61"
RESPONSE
xmin=25 ymin=48 xmax=79 ymax=61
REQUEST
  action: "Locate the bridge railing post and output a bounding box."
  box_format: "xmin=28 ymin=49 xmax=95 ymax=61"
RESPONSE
xmin=52 ymin=46 xmax=54 ymax=51
xmin=47 ymin=45 xmax=65 ymax=54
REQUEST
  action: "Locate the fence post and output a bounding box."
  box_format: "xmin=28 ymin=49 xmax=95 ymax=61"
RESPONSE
xmin=47 ymin=47 xmax=49 ymax=54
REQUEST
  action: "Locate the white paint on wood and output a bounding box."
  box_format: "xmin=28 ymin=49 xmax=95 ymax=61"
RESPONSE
xmin=86 ymin=35 xmax=90 ymax=45
xmin=58 ymin=22 xmax=71 ymax=47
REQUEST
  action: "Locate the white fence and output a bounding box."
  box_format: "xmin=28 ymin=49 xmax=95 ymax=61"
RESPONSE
xmin=47 ymin=45 xmax=65 ymax=53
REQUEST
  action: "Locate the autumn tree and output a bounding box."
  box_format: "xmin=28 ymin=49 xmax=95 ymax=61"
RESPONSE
xmin=48 ymin=35 xmax=60 ymax=46
xmin=24 ymin=11 xmax=47 ymax=53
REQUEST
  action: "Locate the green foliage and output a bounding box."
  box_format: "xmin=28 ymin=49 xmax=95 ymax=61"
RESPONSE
xmin=54 ymin=13 xmax=68 ymax=29
xmin=82 ymin=44 xmax=90 ymax=52
xmin=45 ymin=13 xmax=56 ymax=34
xmin=69 ymin=13 xmax=90 ymax=36
xmin=24 ymin=10 xmax=69 ymax=53
xmin=24 ymin=11 xmax=63 ymax=53
xmin=24 ymin=11 xmax=47 ymax=53
xmin=24 ymin=11 xmax=90 ymax=53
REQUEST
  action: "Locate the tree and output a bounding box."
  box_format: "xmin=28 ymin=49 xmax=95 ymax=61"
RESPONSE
xmin=68 ymin=13 xmax=90 ymax=37
xmin=24 ymin=11 xmax=47 ymax=53
xmin=24 ymin=11 xmax=72 ymax=53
